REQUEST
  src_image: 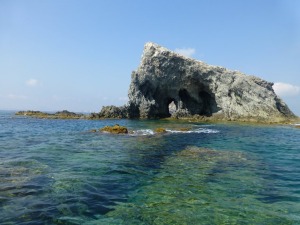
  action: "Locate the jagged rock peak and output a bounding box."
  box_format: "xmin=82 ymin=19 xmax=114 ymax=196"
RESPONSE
xmin=126 ymin=42 xmax=296 ymax=122
xmin=143 ymin=42 xmax=201 ymax=61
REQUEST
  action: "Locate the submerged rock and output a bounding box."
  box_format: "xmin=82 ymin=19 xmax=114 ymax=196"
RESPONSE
xmin=89 ymin=129 xmax=97 ymax=133
xmin=178 ymin=127 xmax=191 ymax=131
xmin=100 ymin=124 xmax=128 ymax=134
xmin=98 ymin=42 xmax=296 ymax=123
xmin=102 ymin=147 xmax=293 ymax=224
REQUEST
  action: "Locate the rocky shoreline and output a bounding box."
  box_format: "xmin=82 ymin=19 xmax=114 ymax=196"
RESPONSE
xmin=91 ymin=106 xmax=299 ymax=124
xmin=15 ymin=109 xmax=300 ymax=126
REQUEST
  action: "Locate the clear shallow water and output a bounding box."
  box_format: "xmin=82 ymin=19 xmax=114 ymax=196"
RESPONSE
xmin=0 ymin=111 xmax=299 ymax=224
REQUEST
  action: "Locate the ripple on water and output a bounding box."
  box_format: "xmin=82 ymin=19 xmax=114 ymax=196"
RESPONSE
xmin=0 ymin=112 xmax=300 ymax=224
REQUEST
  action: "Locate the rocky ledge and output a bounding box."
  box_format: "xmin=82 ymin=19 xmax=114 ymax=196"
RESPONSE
xmin=97 ymin=42 xmax=297 ymax=123
xmin=15 ymin=110 xmax=85 ymax=119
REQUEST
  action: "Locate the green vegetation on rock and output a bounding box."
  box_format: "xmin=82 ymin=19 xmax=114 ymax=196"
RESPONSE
xmin=154 ymin=128 xmax=167 ymax=133
xmin=100 ymin=124 xmax=128 ymax=134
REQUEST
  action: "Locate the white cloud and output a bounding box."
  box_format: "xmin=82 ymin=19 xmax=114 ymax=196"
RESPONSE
xmin=273 ymin=82 xmax=300 ymax=97
xmin=174 ymin=48 xmax=196 ymax=58
xmin=26 ymin=78 xmax=38 ymax=87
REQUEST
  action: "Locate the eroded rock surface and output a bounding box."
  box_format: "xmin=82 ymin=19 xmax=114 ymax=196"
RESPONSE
xmin=91 ymin=105 xmax=128 ymax=119
xmin=125 ymin=42 xmax=295 ymax=122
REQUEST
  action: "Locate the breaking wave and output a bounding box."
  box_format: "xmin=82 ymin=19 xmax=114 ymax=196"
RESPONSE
xmin=130 ymin=129 xmax=155 ymax=136
xmin=130 ymin=127 xmax=219 ymax=136
xmin=166 ymin=128 xmax=219 ymax=134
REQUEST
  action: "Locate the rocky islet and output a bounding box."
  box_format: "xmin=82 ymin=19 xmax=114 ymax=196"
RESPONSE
xmin=15 ymin=110 xmax=85 ymax=119
xmin=99 ymin=42 xmax=296 ymax=123
xmin=16 ymin=42 xmax=298 ymax=123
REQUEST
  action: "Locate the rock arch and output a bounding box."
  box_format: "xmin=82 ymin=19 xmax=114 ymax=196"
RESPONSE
xmin=134 ymin=83 xmax=220 ymax=118
xmin=100 ymin=42 xmax=295 ymax=122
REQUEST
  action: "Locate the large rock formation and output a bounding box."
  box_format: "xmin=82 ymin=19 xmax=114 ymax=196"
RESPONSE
xmin=99 ymin=42 xmax=296 ymax=122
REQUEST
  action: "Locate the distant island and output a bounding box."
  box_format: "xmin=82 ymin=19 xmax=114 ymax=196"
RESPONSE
xmin=16 ymin=42 xmax=299 ymax=124
xmin=15 ymin=110 xmax=86 ymax=119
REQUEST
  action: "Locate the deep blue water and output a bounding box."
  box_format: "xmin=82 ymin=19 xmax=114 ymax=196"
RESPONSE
xmin=0 ymin=110 xmax=299 ymax=224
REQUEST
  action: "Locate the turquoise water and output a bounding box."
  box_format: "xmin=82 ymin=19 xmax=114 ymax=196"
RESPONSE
xmin=0 ymin=110 xmax=299 ymax=224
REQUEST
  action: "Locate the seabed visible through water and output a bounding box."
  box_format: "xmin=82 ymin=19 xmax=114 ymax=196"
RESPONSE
xmin=0 ymin=111 xmax=299 ymax=224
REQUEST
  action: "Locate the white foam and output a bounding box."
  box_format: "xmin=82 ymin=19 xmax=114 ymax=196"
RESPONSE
xmin=166 ymin=128 xmax=219 ymax=134
xmin=194 ymin=128 xmax=219 ymax=133
xmin=129 ymin=127 xmax=219 ymax=136
xmin=130 ymin=129 xmax=155 ymax=136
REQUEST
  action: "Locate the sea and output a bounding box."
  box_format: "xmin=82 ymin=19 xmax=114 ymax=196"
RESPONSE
xmin=0 ymin=110 xmax=299 ymax=225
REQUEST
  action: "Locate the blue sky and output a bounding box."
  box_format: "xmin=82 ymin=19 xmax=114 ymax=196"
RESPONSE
xmin=1 ymin=0 xmax=299 ymax=115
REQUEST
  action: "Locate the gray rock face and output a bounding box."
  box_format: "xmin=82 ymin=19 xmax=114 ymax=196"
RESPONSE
xmin=94 ymin=105 xmax=128 ymax=119
xmin=126 ymin=42 xmax=295 ymax=121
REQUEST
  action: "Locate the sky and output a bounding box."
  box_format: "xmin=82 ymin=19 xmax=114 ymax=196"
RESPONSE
xmin=0 ymin=0 xmax=299 ymax=115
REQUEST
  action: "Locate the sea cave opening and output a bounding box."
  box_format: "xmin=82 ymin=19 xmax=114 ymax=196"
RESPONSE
xmin=177 ymin=89 xmax=218 ymax=116
xmin=168 ymin=100 xmax=177 ymax=116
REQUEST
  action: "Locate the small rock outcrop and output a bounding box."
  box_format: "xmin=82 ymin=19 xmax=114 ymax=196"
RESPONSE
xmin=124 ymin=42 xmax=295 ymax=122
xmin=154 ymin=128 xmax=167 ymax=133
xmin=100 ymin=124 xmax=128 ymax=134
xmin=96 ymin=105 xmax=128 ymax=119
xmin=15 ymin=110 xmax=85 ymax=119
